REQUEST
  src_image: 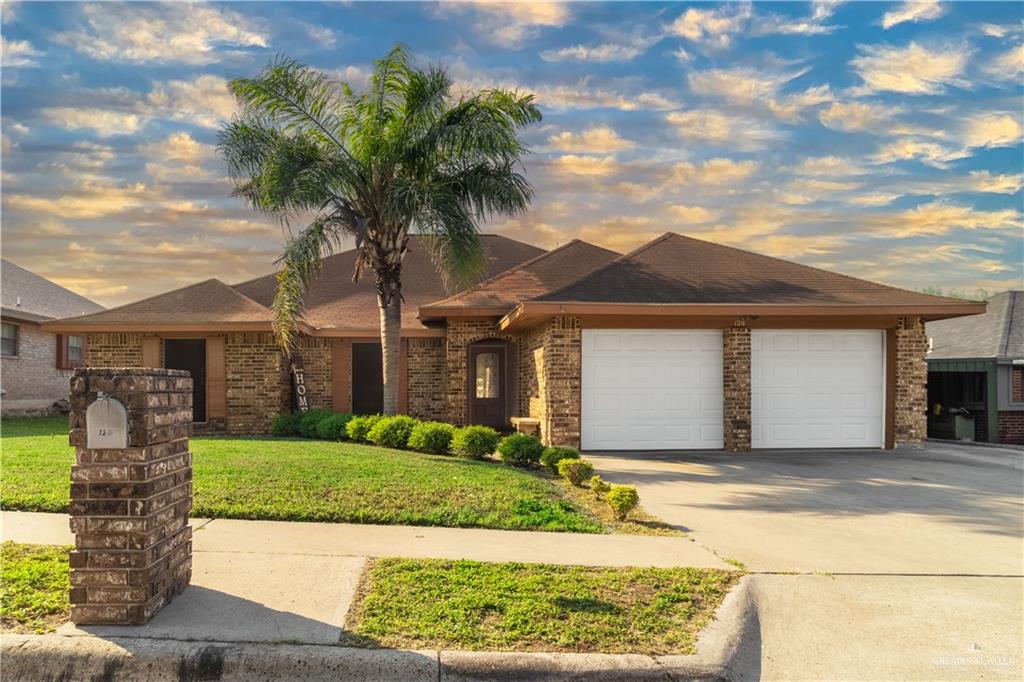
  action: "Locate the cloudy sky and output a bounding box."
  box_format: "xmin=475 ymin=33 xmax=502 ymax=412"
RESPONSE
xmin=1 ymin=1 xmax=1021 ymax=307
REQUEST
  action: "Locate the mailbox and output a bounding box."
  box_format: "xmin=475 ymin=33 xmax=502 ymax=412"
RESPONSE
xmin=86 ymin=396 xmax=128 ymax=449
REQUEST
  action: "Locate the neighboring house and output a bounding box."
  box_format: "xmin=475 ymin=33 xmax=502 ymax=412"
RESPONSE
xmin=1 ymin=259 xmax=105 ymax=415
xmin=43 ymin=233 xmax=983 ymax=451
xmin=925 ymin=291 xmax=1024 ymax=445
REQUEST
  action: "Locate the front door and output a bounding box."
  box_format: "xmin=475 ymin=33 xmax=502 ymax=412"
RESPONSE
xmin=164 ymin=338 xmax=207 ymax=422
xmin=468 ymin=341 xmax=513 ymax=428
xmin=352 ymin=342 xmax=384 ymax=415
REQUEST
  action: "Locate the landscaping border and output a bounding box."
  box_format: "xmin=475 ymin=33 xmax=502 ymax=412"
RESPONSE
xmin=0 ymin=578 xmax=759 ymax=681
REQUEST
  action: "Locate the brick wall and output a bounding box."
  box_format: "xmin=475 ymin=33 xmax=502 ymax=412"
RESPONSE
xmin=445 ymin=319 xmax=516 ymax=425
xmin=86 ymin=332 xmax=143 ymax=367
xmin=723 ymin=324 xmax=752 ymax=452
xmin=518 ymin=322 xmax=546 ymax=423
xmin=998 ymin=411 xmax=1024 ymax=445
xmin=407 ymin=337 xmax=445 ymax=420
xmin=542 ymin=316 xmax=582 ymax=447
xmin=1012 ymin=367 xmax=1023 ymax=403
xmin=895 ymin=316 xmax=928 ymax=443
xmin=225 ymin=332 xmax=288 ymax=434
xmin=0 ymin=322 xmax=76 ymax=411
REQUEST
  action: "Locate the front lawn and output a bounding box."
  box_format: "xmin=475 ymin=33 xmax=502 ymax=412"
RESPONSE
xmin=345 ymin=558 xmax=738 ymax=654
xmin=0 ymin=417 xmax=605 ymax=533
xmin=0 ymin=542 xmax=71 ymax=634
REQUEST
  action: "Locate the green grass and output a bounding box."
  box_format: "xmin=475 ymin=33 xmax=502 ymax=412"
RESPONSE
xmin=345 ymin=558 xmax=739 ymax=654
xmin=0 ymin=417 xmax=604 ymax=533
xmin=0 ymin=542 xmax=71 ymax=634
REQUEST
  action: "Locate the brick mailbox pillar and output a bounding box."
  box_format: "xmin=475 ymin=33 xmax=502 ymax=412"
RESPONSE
xmin=68 ymin=368 xmax=194 ymax=625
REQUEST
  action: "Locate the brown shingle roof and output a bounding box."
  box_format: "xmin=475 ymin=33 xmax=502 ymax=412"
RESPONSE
xmin=419 ymin=240 xmax=619 ymax=319
xmin=536 ymin=232 xmax=975 ymax=307
xmin=2 ymin=259 xmax=104 ymax=322
xmin=233 ymin=234 xmax=545 ymax=331
xmin=927 ymin=291 xmax=1024 ymax=360
xmin=50 ymin=279 xmax=274 ymax=326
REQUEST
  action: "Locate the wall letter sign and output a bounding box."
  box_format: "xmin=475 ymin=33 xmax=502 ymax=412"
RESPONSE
xmin=86 ymin=396 xmax=128 ymax=449
xmin=290 ymin=358 xmax=309 ymax=412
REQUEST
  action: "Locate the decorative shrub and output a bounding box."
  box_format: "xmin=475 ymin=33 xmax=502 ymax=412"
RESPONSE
xmin=298 ymin=409 xmax=334 ymax=438
xmin=540 ymin=446 xmax=579 ymax=473
xmin=408 ymin=421 xmax=456 ymax=454
xmin=557 ymin=458 xmax=594 ymax=486
xmin=270 ymin=411 xmax=303 ymax=436
xmin=315 ymin=412 xmax=353 ymax=440
xmin=451 ymin=425 xmax=500 ymax=459
xmin=497 ymin=433 xmax=544 ymax=467
xmin=367 ymin=415 xmax=419 ymax=449
xmin=346 ymin=414 xmax=383 ymax=443
xmin=606 ymin=485 xmax=640 ymax=521
xmin=590 ymin=474 xmax=611 ymax=498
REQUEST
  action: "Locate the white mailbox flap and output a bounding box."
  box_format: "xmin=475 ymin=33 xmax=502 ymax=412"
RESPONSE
xmin=86 ymin=397 xmax=128 ymax=449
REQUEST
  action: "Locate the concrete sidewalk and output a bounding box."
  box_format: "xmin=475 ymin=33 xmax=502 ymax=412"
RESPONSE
xmin=1 ymin=510 xmax=727 ymax=568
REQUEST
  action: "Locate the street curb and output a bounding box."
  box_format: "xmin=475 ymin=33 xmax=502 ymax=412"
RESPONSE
xmin=1 ymin=578 xmax=759 ymax=682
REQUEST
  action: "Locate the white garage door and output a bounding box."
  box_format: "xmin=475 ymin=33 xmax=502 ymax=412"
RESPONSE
xmin=581 ymin=330 xmax=723 ymax=450
xmin=752 ymin=330 xmax=884 ymax=449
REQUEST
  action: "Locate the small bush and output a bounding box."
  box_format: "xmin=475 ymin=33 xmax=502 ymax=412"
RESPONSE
xmin=497 ymin=433 xmax=544 ymax=467
xmin=540 ymin=446 xmax=579 ymax=473
xmin=408 ymin=421 xmax=455 ymax=454
xmin=315 ymin=413 xmax=353 ymax=440
xmin=557 ymin=458 xmax=593 ymax=486
xmin=451 ymin=425 xmax=500 ymax=459
xmin=367 ymin=415 xmax=419 ymax=449
xmin=346 ymin=414 xmax=383 ymax=443
xmin=298 ymin=409 xmax=334 ymax=438
xmin=270 ymin=411 xmax=303 ymax=436
xmin=606 ymin=485 xmax=640 ymax=521
xmin=590 ymin=474 xmax=611 ymax=498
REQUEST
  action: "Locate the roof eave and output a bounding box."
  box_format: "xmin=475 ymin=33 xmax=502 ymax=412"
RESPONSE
xmin=418 ymin=305 xmax=512 ymax=322
xmin=40 ymin=321 xmax=277 ymax=333
xmin=498 ymin=301 xmax=987 ymax=331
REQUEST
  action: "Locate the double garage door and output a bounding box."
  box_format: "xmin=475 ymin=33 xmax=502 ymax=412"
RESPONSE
xmin=581 ymin=329 xmax=884 ymax=450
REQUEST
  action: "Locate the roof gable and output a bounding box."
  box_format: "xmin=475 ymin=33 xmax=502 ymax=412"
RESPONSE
xmin=2 ymin=259 xmax=104 ymax=321
xmin=52 ymin=279 xmax=274 ymax=326
xmin=420 ymin=240 xmax=619 ymax=317
xmin=537 ymin=232 xmax=972 ymax=307
xmin=927 ymin=291 xmax=1023 ymax=360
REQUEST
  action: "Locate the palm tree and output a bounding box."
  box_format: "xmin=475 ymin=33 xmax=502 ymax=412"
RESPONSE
xmin=219 ymin=46 xmax=540 ymax=415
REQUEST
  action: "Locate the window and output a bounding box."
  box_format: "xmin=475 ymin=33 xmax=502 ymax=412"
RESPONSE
xmin=1 ymin=323 xmax=18 ymax=357
xmin=57 ymin=334 xmax=86 ymax=369
xmin=475 ymin=352 xmax=499 ymax=398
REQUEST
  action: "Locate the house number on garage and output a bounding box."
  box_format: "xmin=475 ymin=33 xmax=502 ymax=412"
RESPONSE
xmin=85 ymin=395 xmax=128 ymax=449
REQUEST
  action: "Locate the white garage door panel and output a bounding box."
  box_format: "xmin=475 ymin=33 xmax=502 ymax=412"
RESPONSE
xmin=582 ymin=330 xmax=723 ymax=450
xmin=752 ymin=330 xmax=884 ymax=449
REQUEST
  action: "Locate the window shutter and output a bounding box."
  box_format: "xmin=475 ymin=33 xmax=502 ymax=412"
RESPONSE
xmin=56 ymin=334 xmax=66 ymax=369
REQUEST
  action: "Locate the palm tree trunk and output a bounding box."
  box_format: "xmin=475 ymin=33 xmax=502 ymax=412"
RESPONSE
xmin=378 ymin=282 xmax=402 ymax=416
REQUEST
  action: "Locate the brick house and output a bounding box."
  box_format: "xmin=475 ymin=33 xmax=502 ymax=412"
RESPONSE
xmin=44 ymin=233 xmax=983 ymax=451
xmin=925 ymin=291 xmax=1024 ymax=445
xmin=2 ymin=259 xmax=105 ymax=416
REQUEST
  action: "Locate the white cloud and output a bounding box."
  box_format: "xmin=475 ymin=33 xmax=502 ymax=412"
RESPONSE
xmin=550 ymin=154 xmax=620 ymax=177
xmin=867 ymin=201 xmax=1022 ymax=236
xmin=4 ymin=179 xmax=149 ymax=218
xmin=818 ymin=100 xmax=897 ymax=131
xmin=983 ymin=45 xmax=1024 ymax=81
xmin=667 ymin=204 xmax=718 ymax=224
xmin=848 ymin=192 xmax=901 ymax=207
xmin=673 ymin=158 xmax=760 ymax=185
xmin=41 ymin=107 xmax=143 ymax=137
xmin=666 ymin=109 xmax=782 ymax=150
xmin=962 ymin=112 xmax=1023 ymax=149
xmin=145 ymin=75 xmax=236 ymax=128
xmin=687 ymin=66 xmax=833 ymax=122
xmin=541 ymin=42 xmax=645 ymax=63
xmin=966 ymin=171 xmax=1024 ymax=194
xmin=871 ymin=138 xmax=969 ymax=168
xmin=302 ymin=22 xmax=337 ymax=48
xmin=851 ymin=42 xmax=970 ymax=94
xmin=882 ymin=1 xmax=946 ymax=30
xmin=754 ymin=0 xmax=844 ymax=36
xmin=439 ymin=1 xmax=569 ymax=47
xmin=790 ymin=156 xmax=865 ymax=176
xmin=535 ymin=80 xmax=678 ymax=112
xmin=776 ymin=178 xmax=863 ymax=205
xmin=1 ymin=35 xmax=41 ymax=67
xmin=670 ymin=3 xmax=751 ymax=48
xmin=55 ymin=2 xmax=267 ymax=64
xmin=548 ymin=126 xmax=635 ymax=153
xmin=139 ymin=132 xmax=217 ymax=181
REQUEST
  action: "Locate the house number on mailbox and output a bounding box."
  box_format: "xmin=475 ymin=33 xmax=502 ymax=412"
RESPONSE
xmin=86 ymin=395 xmax=128 ymax=449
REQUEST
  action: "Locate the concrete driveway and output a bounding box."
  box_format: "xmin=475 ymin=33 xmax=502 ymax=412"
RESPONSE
xmin=589 ymin=442 xmax=1024 ymax=575
xmin=590 ymin=442 xmax=1024 ymax=680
